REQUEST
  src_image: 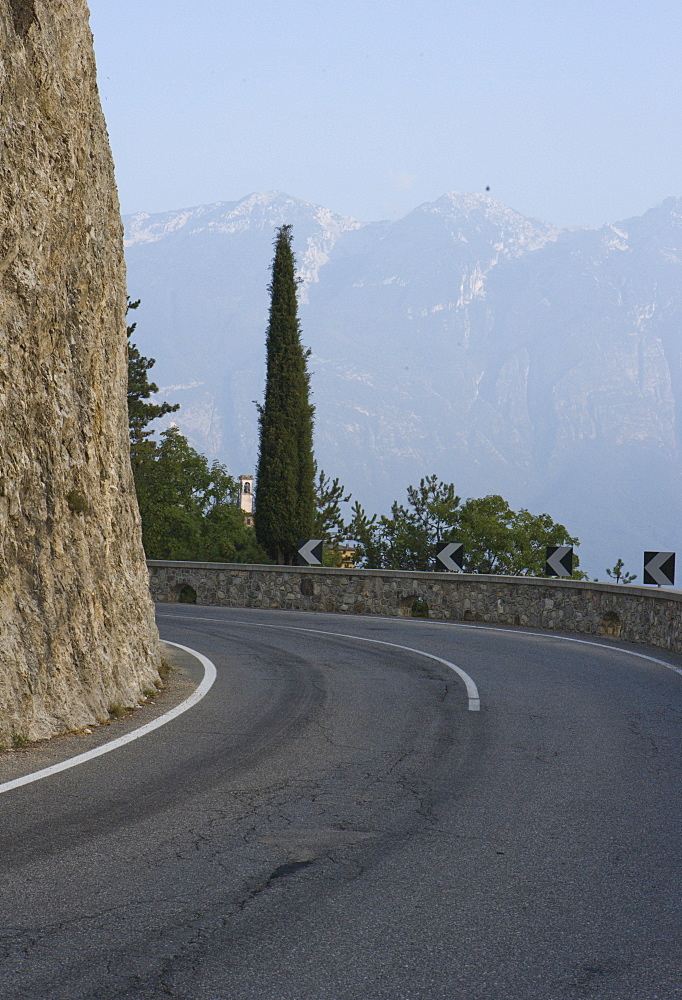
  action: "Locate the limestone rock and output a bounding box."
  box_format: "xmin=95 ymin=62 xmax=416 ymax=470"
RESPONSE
xmin=0 ymin=0 xmax=162 ymax=741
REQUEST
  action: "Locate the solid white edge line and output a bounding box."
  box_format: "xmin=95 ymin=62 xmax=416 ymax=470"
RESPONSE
xmin=438 ymin=621 xmax=682 ymax=679
xmin=0 ymin=641 xmax=217 ymax=797
xmin=158 ymin=614 xmax=482 ymax=712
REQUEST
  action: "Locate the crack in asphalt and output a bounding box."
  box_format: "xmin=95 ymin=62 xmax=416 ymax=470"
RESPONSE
xmin=0 ymin=619 xmax=479 ymax=999
xmin=237 ymin=858 xmax=317 ymax=911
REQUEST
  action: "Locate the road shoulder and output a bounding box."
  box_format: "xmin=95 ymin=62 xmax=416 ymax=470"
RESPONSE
xmin=0 ymin=642 xmax=198 ymax=785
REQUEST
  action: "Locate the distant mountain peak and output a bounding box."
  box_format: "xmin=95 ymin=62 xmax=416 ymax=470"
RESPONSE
xmin=656 ymin=195 xmax=682 ymax=216
xmin=432 ymin=190 xmax=504 ymax=212
xmin=422 ymin=190 xmax=552 ymax=225
xmin=124 ymin=190 xmax=365 ymax=249
xmin=123 ymin=190 xmax=682 ymax=578
xmin=389 ymin=191 xmax=558 ymax=267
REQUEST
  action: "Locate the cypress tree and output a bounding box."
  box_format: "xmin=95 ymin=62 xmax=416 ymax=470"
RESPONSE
xmin=255 ymin=225 xmax=315 ymax=564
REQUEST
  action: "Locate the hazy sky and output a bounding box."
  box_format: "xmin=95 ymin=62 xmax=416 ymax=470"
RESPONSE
xmin=88 ymin=0 xmax=682 ymax=227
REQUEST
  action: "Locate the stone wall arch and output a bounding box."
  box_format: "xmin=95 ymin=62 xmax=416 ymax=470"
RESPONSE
xmin=600 ymin=611 xmax=621 ymax=637
xmin=177 ymin=584 xmax=198 ymax=604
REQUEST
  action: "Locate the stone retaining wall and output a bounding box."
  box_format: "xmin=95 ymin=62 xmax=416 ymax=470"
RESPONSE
xmin=148 ymin=561 xmax=682 ymax=654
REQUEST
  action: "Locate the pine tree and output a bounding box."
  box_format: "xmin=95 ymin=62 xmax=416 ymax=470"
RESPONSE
xmin=255 ymin=225 xmax=315 ymax=563
xmin=126 ymin=297 xmax=179 ymax=468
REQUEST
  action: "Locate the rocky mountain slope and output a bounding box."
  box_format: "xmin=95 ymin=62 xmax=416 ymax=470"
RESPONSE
xmin=123 ymin=191 xmax=682 ymax=578
xmin=0 ymin=0 xmax=161 ymax=741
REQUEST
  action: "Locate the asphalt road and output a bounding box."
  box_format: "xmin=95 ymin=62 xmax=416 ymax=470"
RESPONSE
xmin=1 ymin=605 xmax=681 ymax=999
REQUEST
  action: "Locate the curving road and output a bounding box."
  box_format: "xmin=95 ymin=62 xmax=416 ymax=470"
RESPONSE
xmin=1 ymin=606 xmax=681 ymax=999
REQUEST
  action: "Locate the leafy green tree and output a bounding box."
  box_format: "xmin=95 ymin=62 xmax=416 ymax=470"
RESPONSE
xmin=126 ymin=300 xmax=266 ymax=564
xmin=126 ymin=298 xmax=179 ymax=468
xmin=135 ymin=427 xmax=267 ymax=563
xmin=313 ymin=465 xmax=351 ymax=539
xmin=456 ymin=495 xmax=580 ymax=576
xmin=255 ymin=225 xmax=315 ymax=563
xmin=406 ymin=475 xmax=462 ymax=544
xmin=606 ymin=558 xmax=637 ymax=584
xmin=345 ymin=476 xmax=461 ymax=571
xmin=350 ymin=476 xmax=580 ymax=576
xmin=375 ymin=502 xmax=425 ymax=570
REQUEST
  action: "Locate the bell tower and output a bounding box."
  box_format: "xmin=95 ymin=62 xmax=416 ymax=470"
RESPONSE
xmin=239 ymin=475 xmax=254 ymax=527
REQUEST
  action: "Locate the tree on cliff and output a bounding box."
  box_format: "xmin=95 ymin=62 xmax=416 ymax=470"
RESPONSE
xmin=126 ymin=297 xmax=179 ymax=468
xmin=255 ymin=225 xmax=315 ymax=564
xmin=126 ymin=299 xmax=267 ymax=564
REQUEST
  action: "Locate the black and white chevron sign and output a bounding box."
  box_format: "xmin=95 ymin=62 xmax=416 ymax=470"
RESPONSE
xmin=545 ymin=545 xmax=573 ymax=578
xmin=297 ymin=539 xmax=323 ymax=566
xmin=643 ymin=551 xmax=675 ymax=586
xmin=435 ymin=541 xmax=464 ymax=572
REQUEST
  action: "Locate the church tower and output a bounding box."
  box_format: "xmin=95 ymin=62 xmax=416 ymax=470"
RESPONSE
xmin=239 ymin=475 xmax=254 ymax=527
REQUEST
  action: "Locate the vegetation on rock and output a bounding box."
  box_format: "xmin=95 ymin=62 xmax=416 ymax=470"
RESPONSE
xmin=127 ymin=297 xmax=179 ymax=468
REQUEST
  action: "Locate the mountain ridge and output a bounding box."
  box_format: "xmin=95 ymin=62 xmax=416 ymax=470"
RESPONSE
xmin=123 ymin=191 xmax=682 ymax=578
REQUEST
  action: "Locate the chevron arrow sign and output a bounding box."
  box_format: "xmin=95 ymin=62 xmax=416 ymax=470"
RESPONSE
xmin=297 ymin=539 xmax=323 ymax=566
xmin=545 ymin=545 xmax=573 ymax=577
xmin=643 ymin=551 xmax=675 ymax=586
xmin=435 ymin=542 xmax=464 ymax=572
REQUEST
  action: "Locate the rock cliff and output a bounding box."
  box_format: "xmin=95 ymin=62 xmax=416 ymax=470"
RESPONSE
xmin=0 ymin=0 xmax=162 ymax=741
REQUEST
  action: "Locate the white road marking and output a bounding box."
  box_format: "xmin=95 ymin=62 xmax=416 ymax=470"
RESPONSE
xmin=341 ymin=610 xmax=682 ymax=681
xmin=241 ymin=608 xmax=682 ymax=682
xmin=437 ymin=621 xmax=682 ymax=680
xmin=158 ymin=614 xmax=482 ymax=711
xmin=0 ymin=642 xmax=217 ymax=797
xmin=9 ymin=609 xmax=673 ymax=797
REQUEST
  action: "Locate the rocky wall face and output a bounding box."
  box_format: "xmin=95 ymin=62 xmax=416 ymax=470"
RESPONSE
xmin=0 ymin=1 xmax=161 ymax=741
